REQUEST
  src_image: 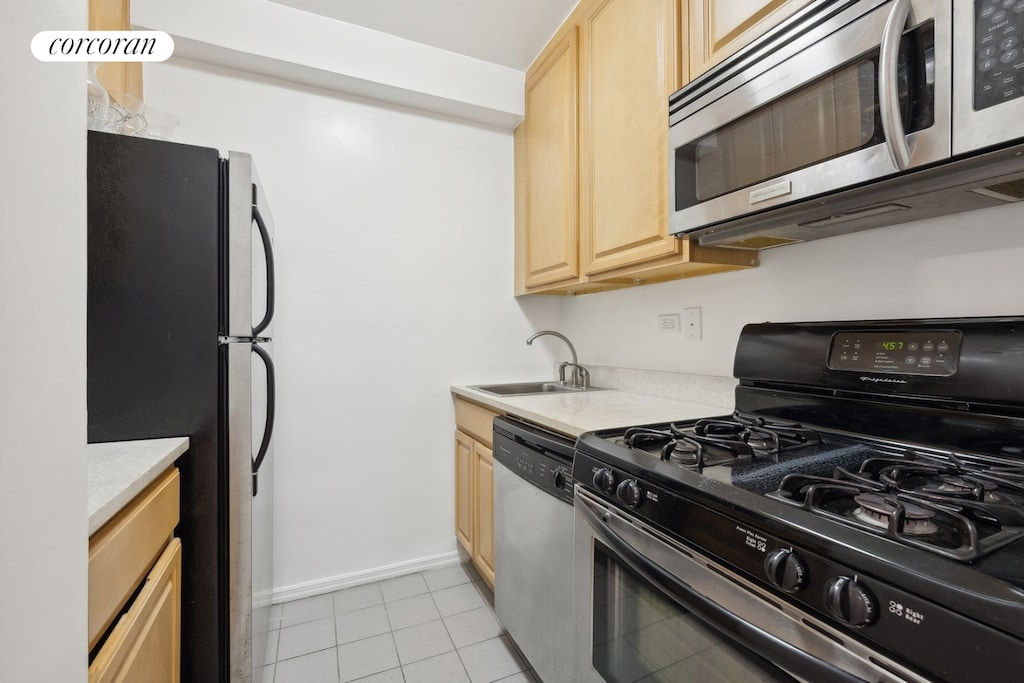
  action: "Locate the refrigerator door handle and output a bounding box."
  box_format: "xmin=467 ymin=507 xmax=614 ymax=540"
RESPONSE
xmin=252 ymin=201 xmax=276 ymax=337
xmin=252 ymin=343 xmax=276 ymax=496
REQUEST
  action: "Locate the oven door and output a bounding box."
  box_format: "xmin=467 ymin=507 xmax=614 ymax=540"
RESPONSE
xmin=669 ymin=0 xmax=951 ymax=242
xmin=572 ymin=488 xmax=927 ymax=683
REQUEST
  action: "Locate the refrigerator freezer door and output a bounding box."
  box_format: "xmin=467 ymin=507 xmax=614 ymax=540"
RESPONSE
xmin=225 ymin=340 xmax=275 ymax=682
xmin=227 ymin=152 xmax=276 ymax=340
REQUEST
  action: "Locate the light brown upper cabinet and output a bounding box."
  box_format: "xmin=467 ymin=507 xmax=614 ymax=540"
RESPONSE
xmin=516 ymin=0 xmax=757 ymax=297
xmin=689 ymin=0 xmax=814 ymax=77
xmin=522 ymin=29 xmax=581 ymax=290
xmin=89 ymin=0 xmax=144 ymax=101
xmin=579 ymin=0 xmax=682 ymax=276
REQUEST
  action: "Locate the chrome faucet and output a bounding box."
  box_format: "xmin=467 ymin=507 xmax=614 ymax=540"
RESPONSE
xmin=526 ymin=330 xmax=589 ymax=388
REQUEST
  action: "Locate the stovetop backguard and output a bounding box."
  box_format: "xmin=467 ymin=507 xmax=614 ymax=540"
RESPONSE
xmin=734 ymin=317 xmax=1024 ymax=410
xmin=732 ymin=316 xmax=1024 ymax=459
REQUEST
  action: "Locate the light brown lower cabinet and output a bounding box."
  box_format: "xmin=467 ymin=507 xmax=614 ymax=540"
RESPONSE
xmin=471 ymin=441 xmax=495 ymax=586
xmin=453 ymin=397 xmax=500 ymax=589
xmin=89 ymin=539 xmax=182 ymax=683
xmin=89 ymin=467 xmax=181 ymax=683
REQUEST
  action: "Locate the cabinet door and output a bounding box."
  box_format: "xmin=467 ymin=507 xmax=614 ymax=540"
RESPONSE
xmin=473 ymin=443 xmax=496 ymax=588
xmin=524 ymin=28 xmax=580 ymax=289
xmin=90 ymin=538 xmax=182 ymax=683
xmin=454 ymin=430 xmax=474 ymax=554
xmin=88 ymin=0 xmax=143 ymax=100
xmin=690 ymin=0 xmax=812 ymax=76
xmin=580 ymin=0 xmax=681 ymax=275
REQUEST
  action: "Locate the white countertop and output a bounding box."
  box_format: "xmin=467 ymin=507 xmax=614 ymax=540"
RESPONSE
xmin=451 ymin=385 xmax=730 ymax=437
xmin=87 ymin=437 xmax=189 ymax=535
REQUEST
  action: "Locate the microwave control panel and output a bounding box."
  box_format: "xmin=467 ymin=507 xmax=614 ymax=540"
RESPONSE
xmin=827 ymin=330 xmax=962 ymax=376
xmin=975 ymin=0 xmax=1024 ymax=110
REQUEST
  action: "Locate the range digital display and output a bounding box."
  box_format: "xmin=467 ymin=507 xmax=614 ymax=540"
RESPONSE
xmin=828 ymin=330 xmax=962 ymax=376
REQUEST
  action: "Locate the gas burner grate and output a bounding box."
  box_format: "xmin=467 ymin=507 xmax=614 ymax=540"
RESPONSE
xmin=616 ymin=413 xmax=823 ymax=473
xmin=768 ymin=448 xmax=1024 ymax=561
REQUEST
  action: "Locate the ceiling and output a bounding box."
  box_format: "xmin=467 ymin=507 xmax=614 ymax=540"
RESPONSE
xmin=267 ymin=0 xmax=580 ymax=71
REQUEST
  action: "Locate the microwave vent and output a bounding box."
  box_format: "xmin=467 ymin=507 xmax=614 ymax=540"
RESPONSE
xmin=971 ymin=179 xmax=1024 ymax=202
xmin=715 ymin=235 xmax=801 ymax=249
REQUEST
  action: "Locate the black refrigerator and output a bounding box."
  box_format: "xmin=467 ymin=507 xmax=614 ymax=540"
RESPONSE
xmin=87 ymin=130 xmax=276 ymax=683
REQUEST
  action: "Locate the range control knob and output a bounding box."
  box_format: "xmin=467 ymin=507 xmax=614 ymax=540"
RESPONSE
xmin=593 ymin=468 xmax=616 ymax=494
xmin=764 ymin=548 xmax=808 ymax=593
xmin=825 ymin=577 xmax=878 ymax=627
xmin=616 ymin=479 xmax=643 ymax=508
xmin=552 ymin=470 xmax=567 ymax=490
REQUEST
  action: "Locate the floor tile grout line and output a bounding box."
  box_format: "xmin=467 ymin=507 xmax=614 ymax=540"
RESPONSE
xmin=273 ymin=564 xmax=499 ymax=680
xmin=424 ymin=584 xmax=474 ymax=683
xmin=333 ymin=610 xmax=340 ymax=683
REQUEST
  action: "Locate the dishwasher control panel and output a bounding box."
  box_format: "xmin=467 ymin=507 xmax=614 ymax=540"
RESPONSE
xmin=493 ymin=417 xmax=576 ymax=505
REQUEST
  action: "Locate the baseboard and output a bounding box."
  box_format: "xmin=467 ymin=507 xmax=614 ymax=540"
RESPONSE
xmin=272 ymin=550 xmax=464 ymax=604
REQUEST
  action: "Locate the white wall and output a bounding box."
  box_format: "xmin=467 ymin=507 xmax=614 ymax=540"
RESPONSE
xmin=144 ymin=59 xmax=560 ymax=594
xmin=559 ymin=202 xmax=1024 ymax=377
xmin=0 ymin=1 xmax=88 ymax=680
xmin=133 ymin=0 xmax=525 ymax=127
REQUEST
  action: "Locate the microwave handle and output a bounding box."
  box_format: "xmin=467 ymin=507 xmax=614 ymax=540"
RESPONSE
xmin=879 ymin=0 xmax=913 ymax=169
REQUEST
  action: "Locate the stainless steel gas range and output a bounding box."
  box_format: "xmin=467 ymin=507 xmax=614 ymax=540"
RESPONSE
xmin=572 ymin=317 xmax=1024 ymax=683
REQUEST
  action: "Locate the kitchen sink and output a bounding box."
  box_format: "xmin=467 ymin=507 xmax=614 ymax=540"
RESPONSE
xmin=470 ymin=381 xmax=604 ymax=396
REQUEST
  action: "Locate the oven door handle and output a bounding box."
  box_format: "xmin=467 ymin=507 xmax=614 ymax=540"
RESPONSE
xmin=577 ymin=496 xmax=867 ymax=683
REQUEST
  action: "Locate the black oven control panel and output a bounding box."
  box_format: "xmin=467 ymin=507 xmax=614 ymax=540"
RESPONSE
xmin=827 ymin=330 xmax=961 ymax=376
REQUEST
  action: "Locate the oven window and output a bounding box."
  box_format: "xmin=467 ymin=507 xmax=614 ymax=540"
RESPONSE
xmin=674 ymin=22 xmax=935 ymax=209
xmin=592 ymin=544 xmax=795 ymax=683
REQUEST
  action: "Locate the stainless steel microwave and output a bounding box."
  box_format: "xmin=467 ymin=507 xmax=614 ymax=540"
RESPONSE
xmin=669 ymin=0 xmax=1024 ymax=249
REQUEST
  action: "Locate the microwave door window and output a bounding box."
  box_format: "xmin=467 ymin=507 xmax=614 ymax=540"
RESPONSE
xmin=695 ymin=118 xmax=774 ymax=201
xmin=690 ymin=57 xmax=882 ymax=204
xmin=773 ymin=61 xmax=877 ymax=175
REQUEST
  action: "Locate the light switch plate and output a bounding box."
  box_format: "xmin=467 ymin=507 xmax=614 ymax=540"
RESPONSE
xmin=683 ymin=307 xmax=702 ymax=341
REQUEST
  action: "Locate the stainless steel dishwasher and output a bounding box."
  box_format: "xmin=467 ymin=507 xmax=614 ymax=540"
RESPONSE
xmin=493 ymin=415 xmax=576 ymax=683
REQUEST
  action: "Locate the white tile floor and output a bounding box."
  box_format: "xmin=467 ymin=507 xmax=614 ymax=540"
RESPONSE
xmin=261 ymin=563 xmax=540 ymax=683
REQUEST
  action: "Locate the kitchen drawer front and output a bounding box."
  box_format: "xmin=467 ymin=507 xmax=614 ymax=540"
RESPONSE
xmin=454 ymin=398 xmax=500 ymax=446
xmin=89 ymin=467 xmax=180 ymax=650
xmin=89 ymin=538 xmax=182 ymax=683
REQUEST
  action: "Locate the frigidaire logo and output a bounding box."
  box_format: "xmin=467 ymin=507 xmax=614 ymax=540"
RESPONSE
xmin=860 ymin=376 xmax=908 ymax=384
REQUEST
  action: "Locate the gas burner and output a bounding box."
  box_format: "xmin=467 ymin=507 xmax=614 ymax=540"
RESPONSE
xmin=618 ymin=427 xmax=728 ymax=469
xmin=921 ymin=475 xmax=1010 ymax=504
xmin=661 ymin=437 xmax=702 ymax=467
xmin=617 ymin=420 xmax=770 ymax=471
xmin=853 ymin=493 xmax=939 ymax=536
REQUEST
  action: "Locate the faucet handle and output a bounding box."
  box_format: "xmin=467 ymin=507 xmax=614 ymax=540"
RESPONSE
xmin=562 ymin=362 xmax=589 ymax=388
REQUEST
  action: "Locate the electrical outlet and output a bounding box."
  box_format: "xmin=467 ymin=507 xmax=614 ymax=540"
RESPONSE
xmin=658 ymin=314 xmax=681 ymax=333
xmin=683 ymin=307 xmax=702 ymax=341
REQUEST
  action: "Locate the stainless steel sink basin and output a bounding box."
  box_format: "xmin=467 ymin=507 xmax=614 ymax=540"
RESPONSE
xmin=470 ymin=381 xmax=603 ymax=396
